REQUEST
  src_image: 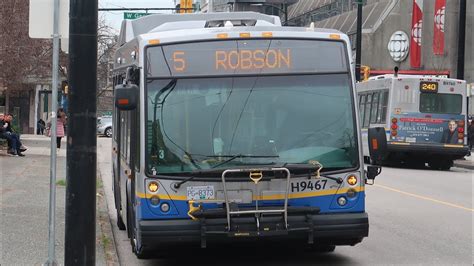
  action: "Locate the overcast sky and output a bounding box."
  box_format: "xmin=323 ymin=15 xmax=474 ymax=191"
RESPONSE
xmin=100 ymin=0 xmax=176 ymax=33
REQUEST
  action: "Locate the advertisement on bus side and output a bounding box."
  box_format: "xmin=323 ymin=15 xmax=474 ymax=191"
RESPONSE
xmin=390 ymin=113 xmax=465 ymax=144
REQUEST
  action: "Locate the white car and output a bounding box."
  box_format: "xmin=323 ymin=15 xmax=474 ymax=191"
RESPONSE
xmin=97 ymin=116 xmax=112 ymax=137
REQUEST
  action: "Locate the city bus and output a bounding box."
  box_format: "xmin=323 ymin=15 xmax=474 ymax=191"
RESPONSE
xmin=111 ymin=12 xmax=381 ymax=258
xmin=357 ymin=74 xmax=469 ymax=170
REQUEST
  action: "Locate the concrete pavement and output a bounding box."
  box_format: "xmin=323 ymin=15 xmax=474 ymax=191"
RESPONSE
xmin=453 ymin=153 xmax=474 ymax=170
xmin=0 ymin=134 xmax=114 ymax=265
xmin=97 ymin=138 xmax=473 ymax=265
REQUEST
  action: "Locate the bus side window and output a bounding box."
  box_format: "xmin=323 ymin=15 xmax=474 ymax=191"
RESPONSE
xmin=363 ymin=93 xmax=372 ymax=127
xmin=379 ymin=91 xmax=389 ymax=123
xmin=358 ymin=94 xmax=366 ymax=127
xmin=370 ymin=92 xmax=379 ymax=124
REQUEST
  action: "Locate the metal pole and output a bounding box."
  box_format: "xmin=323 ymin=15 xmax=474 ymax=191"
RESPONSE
xmin=45 ymin=0 xmax=60 ymax=263
xmin=456 ymin=0 xmax=466 ymax=80
xmin=355 ymin=0 xmax=363 ymax=82
xmin=64 ymin=0 xmax=98 ymax=264
xmin=284 ymin=4 xmax=288 ymax=26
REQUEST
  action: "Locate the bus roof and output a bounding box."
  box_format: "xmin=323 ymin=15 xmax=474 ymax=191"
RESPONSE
xmin=368 ymin=74 xmax=466 ymax=83
xmin=118 ymin=12 xmax=344 ymax=46
xmin=118 ymin=12 xmax=281 ymax=45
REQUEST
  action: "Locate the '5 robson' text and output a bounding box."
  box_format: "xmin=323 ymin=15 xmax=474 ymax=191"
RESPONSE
xmin=215 ymin=49 xmax=291 ymax=71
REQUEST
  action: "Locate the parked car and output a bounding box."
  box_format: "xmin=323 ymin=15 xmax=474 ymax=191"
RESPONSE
xmin=97 ymin=116 xmax=112 ymax=137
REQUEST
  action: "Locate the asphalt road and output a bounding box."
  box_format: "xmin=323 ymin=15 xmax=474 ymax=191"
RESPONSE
xmin=98 ymin=138 xmax=473 ymax=265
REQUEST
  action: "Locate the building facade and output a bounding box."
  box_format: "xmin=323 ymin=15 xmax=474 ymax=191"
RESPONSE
xmin=287 ymin=0 xmax=473 ymax=84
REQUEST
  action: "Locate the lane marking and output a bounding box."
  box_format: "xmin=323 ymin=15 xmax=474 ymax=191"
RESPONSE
xmin=374 ymin=184 xmax=473 ymax=212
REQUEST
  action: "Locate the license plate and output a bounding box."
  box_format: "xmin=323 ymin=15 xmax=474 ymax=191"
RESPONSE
xmin=186 ymin=185 xmax=215 ymax=200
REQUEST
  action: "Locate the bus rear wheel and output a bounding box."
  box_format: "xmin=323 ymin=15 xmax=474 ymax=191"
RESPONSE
xmin=116 ymin=209 xmax=126 ymax=230
xmin=311 ymin=244 xmax=336 ymax=253
xmin=428 ymin=159 xmax=452 ymax=171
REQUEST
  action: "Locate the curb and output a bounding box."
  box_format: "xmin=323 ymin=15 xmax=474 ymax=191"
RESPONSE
xmin=453 ymin=162 xmax=474 ymax=170
xmin=97 ymin=170 xmax=121 ymax=265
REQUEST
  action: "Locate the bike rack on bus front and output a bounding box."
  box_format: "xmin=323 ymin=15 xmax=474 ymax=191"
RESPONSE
xmin=221 ymin=167 xmax=292 ymax=233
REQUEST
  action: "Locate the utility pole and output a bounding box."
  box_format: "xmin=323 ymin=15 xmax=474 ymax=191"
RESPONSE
xmin=355 ymin=0 xmax=363 ymax=82
xmin=64 ymin=0 xmax=98 ymax=264
xmin=45 ymin=0 xmax=60 ymax=263
xmin=456 ymin=0 xmax=466 ymax=80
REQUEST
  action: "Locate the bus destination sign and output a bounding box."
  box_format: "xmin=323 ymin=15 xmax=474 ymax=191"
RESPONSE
xmin=146 ymin=39 xmax=348 ymax=77
xmin=420 ymin=81 xmax=438 ymax=93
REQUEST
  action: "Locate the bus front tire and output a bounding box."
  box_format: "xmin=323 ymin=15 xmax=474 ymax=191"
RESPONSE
xmin=116 ymin=209 xmax=126 ymax=230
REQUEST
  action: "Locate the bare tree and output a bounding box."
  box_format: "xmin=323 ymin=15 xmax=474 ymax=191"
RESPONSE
xmin=96 ymin=15 xmax=118 ymax=113
xmin=0 ymin=0 xmax=67 ymax=92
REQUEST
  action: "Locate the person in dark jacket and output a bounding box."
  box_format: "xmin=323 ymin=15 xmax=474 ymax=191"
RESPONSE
xmin=441 ymin=120 xmax=459 ymax=144
xmin=37 ymin=118 xmax=46 ymax=135
xmin=1 ymin=114 xmax=26 ymax=156
xmin=468 ymin=119 xmax=474 ymax=151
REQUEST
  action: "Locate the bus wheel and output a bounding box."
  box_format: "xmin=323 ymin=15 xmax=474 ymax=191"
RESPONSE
xmin=114 ymin=181 xmax=126 ymax=230
xmin=428 ymin=160 xmax=452 ymax=171
xmin=312 ymin=245 xmax=336 ymax=253
xmin=438 ymin=160 xmax=452 ymax=170
xmin=116 ymin=209 xmax=126 ymax=230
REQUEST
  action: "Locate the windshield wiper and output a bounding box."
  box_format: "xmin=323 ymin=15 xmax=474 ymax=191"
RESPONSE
xmin=282 ymin=163 xmax=343 ymax=184
xmin=172 ymin=154 xmax=279 ymax=189
xmin=211 ymin=154 xmax=280 ymax=169
xmin=183 ymin=151 xmax=201 ymax=170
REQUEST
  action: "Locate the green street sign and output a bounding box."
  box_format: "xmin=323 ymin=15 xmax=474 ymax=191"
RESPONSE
xmin=124 ymin=12 xmax=150 ymax=20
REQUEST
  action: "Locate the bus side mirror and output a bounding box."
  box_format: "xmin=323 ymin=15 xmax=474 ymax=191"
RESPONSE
xmin=368 ymin=127 xmax=387 ymax=165
xmin=366 ymin=165 xmax=381 ymax=185
xmin=115 ymin=83 xmax=138 ymax=110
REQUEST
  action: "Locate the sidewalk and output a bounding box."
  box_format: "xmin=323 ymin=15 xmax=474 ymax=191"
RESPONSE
xmin=453 ymin=153 xmax=474 ymax=170
xmin=0 ymin=134 xmax=115 ymax=265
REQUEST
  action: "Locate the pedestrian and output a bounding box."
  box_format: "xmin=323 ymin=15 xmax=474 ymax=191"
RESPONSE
xmin=1 ymin=113 xmax=26 ymax=156
xmin=49 ymin=109 xmax=66 ymax=149
xmin=37 ymin=118 xmax=46 ymax=135
xmin=468 ymin=119 xmax=474 ymax=152
xmin=58 ymin=108 xmax=67 ymax=136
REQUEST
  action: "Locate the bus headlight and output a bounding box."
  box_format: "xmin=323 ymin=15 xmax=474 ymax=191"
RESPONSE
xmin=347 ymin=189 xmax=357 ymax=198
xmin=337 ymin=196 xmax=347 ymax=206
xmin=160 ymin=202 xmax=170 ymax=212
xmin=347 ymin=175 xmax=358 ymax=186
xmin=150 ymin=196 xmax=160 ymax=205
xmin=148 ymin=181 xmax=159 ymax=193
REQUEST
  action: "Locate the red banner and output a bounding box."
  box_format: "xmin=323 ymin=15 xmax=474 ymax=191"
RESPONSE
xmin=410 ymin=0 xmax=423 ymax=68
xmin=433 ymin=0 xmax=445 ymax=55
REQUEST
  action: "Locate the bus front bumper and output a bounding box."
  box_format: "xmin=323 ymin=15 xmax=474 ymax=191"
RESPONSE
xmin=387 ymin=142 xmax=469 ymax=159
xmin=139 ymin=212 xmax=368 ymax=247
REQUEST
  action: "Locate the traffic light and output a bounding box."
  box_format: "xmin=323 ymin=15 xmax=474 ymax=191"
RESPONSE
xmin=180 ymin=0 xmax=193 ymax=13
xmin=360 ymin=65 xmax=370 ymax=81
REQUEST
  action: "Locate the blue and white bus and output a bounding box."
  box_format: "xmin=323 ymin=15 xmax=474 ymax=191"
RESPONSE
xmin=357 ymin=74 xmax=469 ymax=170
xmin=111 ymin=12 xmax=381 ymax=258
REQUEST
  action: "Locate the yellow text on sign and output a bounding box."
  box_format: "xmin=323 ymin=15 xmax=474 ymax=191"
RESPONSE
xmin=215 ymin=49 xmax=291 ymax=71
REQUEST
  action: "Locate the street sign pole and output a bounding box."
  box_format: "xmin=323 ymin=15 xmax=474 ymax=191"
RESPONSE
xmin=45 ymin=0 xmax=60 ymax=264
xmin=355 ymin=0 xmax=363 ymax=81
xmin=64 ymin=0 xmax=98 ymax=264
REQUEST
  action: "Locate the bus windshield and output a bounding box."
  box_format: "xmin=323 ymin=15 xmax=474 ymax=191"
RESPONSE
xmin=146 ymin=74 xmax=358 ymax=174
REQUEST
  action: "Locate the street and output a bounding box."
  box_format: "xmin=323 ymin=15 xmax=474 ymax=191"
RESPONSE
xmin=97 ymin=138 xmax=473 ymax=265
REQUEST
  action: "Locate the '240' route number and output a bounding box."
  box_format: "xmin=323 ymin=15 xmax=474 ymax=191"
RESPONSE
xmin=291 ymin=180 xmax=327 ymax=193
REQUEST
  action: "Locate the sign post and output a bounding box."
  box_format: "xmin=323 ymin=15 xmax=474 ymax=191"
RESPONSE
xmin=29 ymin=0 xmax=67 ymax=264
xmin=47 ymin=0 xmax=60 ymax=263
